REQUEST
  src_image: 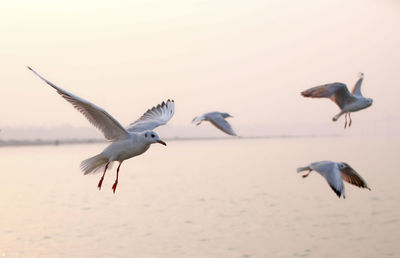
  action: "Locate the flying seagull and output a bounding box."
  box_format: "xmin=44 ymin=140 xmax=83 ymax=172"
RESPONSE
xmin=192 ymin=112 xmax=237 ymax=136
xmin=28 ymin=66 xmax=175 ymax=193
xmin=301 ymin=73 xmax=373 ymax=128
xmin=297 ymin=160 xmax=371 ymax=198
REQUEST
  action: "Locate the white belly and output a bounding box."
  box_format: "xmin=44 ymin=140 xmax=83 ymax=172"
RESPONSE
xmin=102 ymin=138 xmax=150 ymax=162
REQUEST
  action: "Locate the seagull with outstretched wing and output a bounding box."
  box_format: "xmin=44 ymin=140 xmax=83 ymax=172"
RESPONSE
xmin=301 ymin=73 xmax=373 ymax=128
xmin=192 ymin=112 xmax=237 ymax=136
xmin=297 ymin=160 xmax=371 ymax=198
xmin=28 ymin=66 xmax=175 ymax=193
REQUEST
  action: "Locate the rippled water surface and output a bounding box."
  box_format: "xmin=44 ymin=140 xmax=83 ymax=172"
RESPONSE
xmin=1 ymin=136 xmax=399 ymax=257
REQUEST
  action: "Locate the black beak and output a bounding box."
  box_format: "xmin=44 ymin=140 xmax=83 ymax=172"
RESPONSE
xmin=157 ymin=140 xmax=167 ymax=146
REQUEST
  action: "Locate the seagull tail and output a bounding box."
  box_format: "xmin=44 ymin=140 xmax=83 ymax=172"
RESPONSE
xmin=192 ymin=115 xmax=204 ymax=125
xmin=80 ymin=153 xmax=109 ymax=175
xmin=297 ymin=166 xmax=310 ymax=173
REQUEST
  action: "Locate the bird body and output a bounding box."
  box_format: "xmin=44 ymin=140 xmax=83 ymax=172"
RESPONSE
xmin=192 ymin=111 xmax=237 ymax=136
xmin=28 ymin=66 xmax=174 ymax=193
xmin=301 ymin=73 xmax=373 ymax=128
xmin=102 ymin=132 xmax=151 ymax=162
xmin=81 ymin=131 xmax=153 ymax=175
xmin=297 ymin=160 xmax=371 ymax=198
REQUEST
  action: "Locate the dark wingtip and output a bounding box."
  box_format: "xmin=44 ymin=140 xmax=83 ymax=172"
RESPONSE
xmin=27 ymin=66 xmax=32 ymax=70
xmin=330 ymin=185 xmax=343 ymax=198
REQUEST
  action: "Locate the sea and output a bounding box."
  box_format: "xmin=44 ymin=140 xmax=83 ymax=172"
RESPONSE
xmin=0 ymin=136 xmax=399 ymax=257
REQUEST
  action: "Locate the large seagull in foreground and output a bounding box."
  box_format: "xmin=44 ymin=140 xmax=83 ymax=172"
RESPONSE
xmin=28 ymin=66 xmax=175 ymax=193
xmin=301 ymin=73 xmax=373 ymax=128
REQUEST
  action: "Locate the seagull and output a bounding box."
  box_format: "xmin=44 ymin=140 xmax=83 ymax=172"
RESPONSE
xmin=192 ymin=112 xmax=237 ymax=136
xmin=301 ymin=73 xmax=373 ymax=128
xmin=297 ymin=161 xmax=371 ymax=198
xmin=28 ymin=66 xmax=175 ymax=193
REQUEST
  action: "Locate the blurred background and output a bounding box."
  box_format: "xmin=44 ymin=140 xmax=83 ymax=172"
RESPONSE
xmin=1 ymin=0 xmax=399 ymax=141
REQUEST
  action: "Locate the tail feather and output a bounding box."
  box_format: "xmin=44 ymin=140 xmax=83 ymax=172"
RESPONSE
xmin=192 ymin=115 xmax=204 ymax=125
xmin=297 ymin=166 xmax=310 ymax=173
xmin=80 ymin=153 xmax=110 ymax=175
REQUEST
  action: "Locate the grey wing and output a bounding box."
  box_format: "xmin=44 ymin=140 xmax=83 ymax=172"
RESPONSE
xmin=301 ymin=82 xmax=356 ymax=109
xmin=340 ymin=164 xmax=371 ymax=190
xmin=28 ymin=66 xmax=129 ymax=141
xmin=126 ymin=99 xmax=175 ymax=132
xmin=208 ymin=115 xmax=237 ymax=136
xmin=314 ymin=163 xmax=345 ymax=198
xmin=351 ymin=73 xmax=364 ymax=96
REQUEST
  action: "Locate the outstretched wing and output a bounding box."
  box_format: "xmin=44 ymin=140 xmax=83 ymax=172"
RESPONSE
xmin=314 ymin=162 xmax=345 ymax=198
xmin=351 ymin=73 xmax=364 ymax=96
xmin=301 ymin=83 xmax=356 ymax=109
xmin=126 ymin=99 xmax=175 ymax=132
xmin=340 ymin=164 xmax=371 ymax=190
xmin=28 ymin=66 xmax=129 ymax=141
xmin=208 ymin=115 xmax=237 ymax=136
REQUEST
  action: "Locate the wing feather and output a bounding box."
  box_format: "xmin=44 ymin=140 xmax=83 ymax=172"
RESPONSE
xmin=340 ymin=164 xmax=371 ymax=190
xmin=208 ymin=115 xmax=237 ymax=136
xmin=126 ymin=100 xmax=175 ymax=132
xmin=351 ymin=73 xmax=364 ymax=96
xmin=28 ymin=66 xmax=129 ymax=141
xmin=301 ymin=82 xmax=357 ymax=109
xmin=313 ymin=162 xmax=346 ymax=198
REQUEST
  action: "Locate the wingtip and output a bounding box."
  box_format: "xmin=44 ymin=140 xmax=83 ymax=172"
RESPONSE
xmin=330 ymin=185 xmax=343 ymax=198
xmin=27 ymin=66 xmax=32 ymax=70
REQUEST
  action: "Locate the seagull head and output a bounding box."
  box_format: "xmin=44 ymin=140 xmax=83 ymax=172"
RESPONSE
xmin=338 ymin=162 xmax=359 ymax=175
xmin=366 ymin=98 xmax=373 ymax=106
xmin=143 ymin=130 xmax=166 ymax=146
xmin=221 ymin=112 xmax=233 ymax=118
xmin=338 ymin=162 xmax=349 ymax=170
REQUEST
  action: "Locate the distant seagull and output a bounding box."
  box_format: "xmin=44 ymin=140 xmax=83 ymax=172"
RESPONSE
xmin=301 ymin=73 xmax=373 ymax=128
xmin=28 ymin=66 xmax=175 ymax=193
xmin=192 ymin=112 xmax=237 ymax=136
xmin=297 ymin=161 xmax=371 ymax=198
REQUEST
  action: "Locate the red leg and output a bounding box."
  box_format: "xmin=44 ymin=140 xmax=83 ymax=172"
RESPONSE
xmin=98 ymin=162 xmax=110 ymax=190
xmin=348 ymin=113 xmax=352 ymax=127
xmin=302 ymin=170 xmax=312 ymax=178
xmin=112 ymin=161 xmax=123 ymax=194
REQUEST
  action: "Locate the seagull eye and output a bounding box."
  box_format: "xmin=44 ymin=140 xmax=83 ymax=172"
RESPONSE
xmin=151 ymin=134 xmax=155 ymax=138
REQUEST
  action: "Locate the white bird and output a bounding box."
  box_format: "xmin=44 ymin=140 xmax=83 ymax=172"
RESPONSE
xmin=301 ymin=73 xmax=373 ymax=128
xmin=297 ymin=161 xmax=371 ymax=198
xmin=192 ymin=112 xmax=237 ymax=136
xmin=28 ymin=66 xmax=175 ymax=193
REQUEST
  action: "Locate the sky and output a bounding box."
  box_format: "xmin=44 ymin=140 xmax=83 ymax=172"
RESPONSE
xmin=1 ymin=0 xmax=399 ymax=139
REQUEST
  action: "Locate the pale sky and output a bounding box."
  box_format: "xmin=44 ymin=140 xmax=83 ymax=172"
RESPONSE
xmin=1 ymin=0 xmax=399 ymax=138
